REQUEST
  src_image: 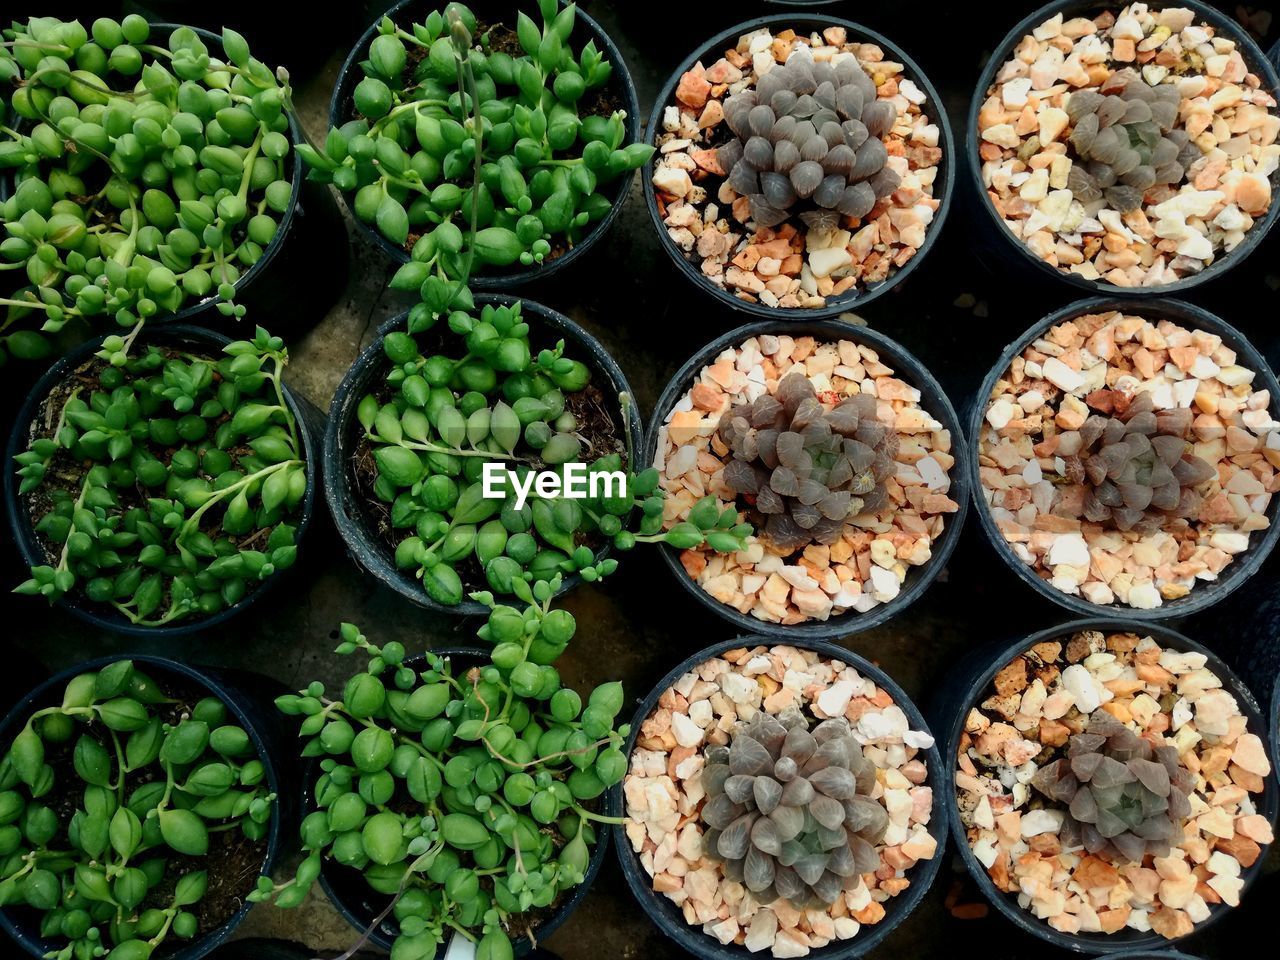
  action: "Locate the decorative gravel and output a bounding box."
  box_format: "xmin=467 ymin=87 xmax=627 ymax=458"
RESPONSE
xmin=978 ymin=309 xmax=1277 ymax=610
xmin=955 ymin=628 xmax=1274 ymax=939
xmin=656 ymin=333 xmax=958 ymax=624
xmin=977 ymin=4 xmax=1278 ymax=285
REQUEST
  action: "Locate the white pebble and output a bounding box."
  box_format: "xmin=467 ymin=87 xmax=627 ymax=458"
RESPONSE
xmin=1209 ymin=531 xmax=1249 ymax=554
xmin=986 ymin=397 xmax=1017 ymax=430
xmin=1047 ymin=532 xmax=1089 ymax=567
xmin=916 ymin=456 xmax=948 ymax=490
xmin=670 ymin=711 xmax=704 ymax=748
xmin=1020 ymin=809 xmax=1064 ymax=837
xmin=1042 ymin=357 xmax=1085 ymax=394
xmin=869 ymin=565 xmax=901 ymax=602
xmin=1127 ymin=582 xmax=1163 ymax=609
xmin=1061 ymin=664 xmax=1104 ymax=713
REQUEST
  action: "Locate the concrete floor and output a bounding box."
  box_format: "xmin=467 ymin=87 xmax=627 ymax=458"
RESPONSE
xmin=5 ymin=2 xmax=1280 ymax=958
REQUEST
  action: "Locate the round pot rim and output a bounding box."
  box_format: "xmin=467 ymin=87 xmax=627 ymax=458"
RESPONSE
xmin=643 ymin=318 xmax=970 ymax=640
xmin=609 ymin=634 xmax=946 ymax=960
xmin=641 ymin=12 xmax=955 ymax=321
xmin=322 ymin=292 xmax=643 ymax=616
xmin=328 ymin=0 xmax=642 ymax=290
xmin=310 ymin=645 xmax=613 ymax=953
xmin=941 ymin=617 xmax=1279 ymax=954
xmin=0 ymin=22 xmax=305 ymax=327
xmin=0 ymin=654 xmax=285 ymax=960
xmin=963 ymin=0 xmax=1280 ymax=297
xmin=1 ymin=323 xmax=319 ymax=638
xmin=1273 ymin=671 xmax=1280 ymax=780
xmin=966 ymin=296 xmax=1280 ymax=620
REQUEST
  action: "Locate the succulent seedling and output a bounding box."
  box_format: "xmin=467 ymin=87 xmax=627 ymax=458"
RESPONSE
xmin=701 ymin=710 xmax=888 ymax=908
xmin=718 ymin=372 xmax=896 ymax=553
xmin=1030 ymin=709 xmax=1194 ymax=863
xmin=719 ymin=45 xmax=899 ymax=230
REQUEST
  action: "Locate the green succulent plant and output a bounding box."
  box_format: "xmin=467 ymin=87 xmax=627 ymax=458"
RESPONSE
xmin=13 ymin=326 xmax=307 ymax=626
xmin=340 ymin=5 xmax=746 ymax=608
xmin=357 ymin=295 xmax=750 ymax=606
xmin=254 ymin=583 xmax=626 ymax=959
xmin=0 ymin=659 xmax=276 ymax=960
xmin=299 ymin=0 xmax=652 ymax=289
xmin=0 ymin=16 xmax=295 ymax=365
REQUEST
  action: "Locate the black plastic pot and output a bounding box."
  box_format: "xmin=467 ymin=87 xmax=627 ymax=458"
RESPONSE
xmin=140 ymin=24 xmax=346 ymax=346
xmin=324 ymin=293 xmax=642 ymax=616
xmin=643 ymin=13 xmax=954 ymax=321
xmin=610 ymin=635 xmax=946 ymax=959
xmin=0 ymin=655 xmax=294 ymax=960
xmin=965 ymin=0 xmax=1280 ymax=298
xmin=2 ymin=323 xmax=321 ymax=639
xmin=968 ymin=297 xmax=1280 ymax=621
xmin=311 ymin=647 xmax=611 ymax=955
xmin=203 ymin=940 xmax=394 ymax=960
xmin=0 ymin=22 xmax=343 ymax=352
xmin=645 ymin=319 xmax=969 ymax=640
xmin=939 ymin=618 xmax=1278 ymax=955
xmin=1273 ymin=671 xmax=1279 ymax=791
xmin=329 ymin=0 xmax=642 ymax=289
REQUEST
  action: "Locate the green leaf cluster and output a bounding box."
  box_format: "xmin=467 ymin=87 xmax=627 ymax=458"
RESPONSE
xmin=356 ymin=298 xmax=749 ymax=606
xmin=258 ymin=591 xmax=626 ymax=958
xmin=0 ymin=17 xmax=295 ymax=365
xmin=0 ymin=659 xmax=275 ymax=960
xmin=300 ymin=1 xmax=653 ymax=279
xmin=13 ymin=326 xmax=307 ymax=626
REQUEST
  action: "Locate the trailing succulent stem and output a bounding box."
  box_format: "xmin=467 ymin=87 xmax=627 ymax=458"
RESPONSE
xmin=0 ymin=16 xmax=295 ymax=365
xmin=14 ymin=327 xmax=307 ymax=626
xmin=257 ymin=588 xmax=627 ymax=960
xmin=0 ymin=660 xmax=275 ymax=960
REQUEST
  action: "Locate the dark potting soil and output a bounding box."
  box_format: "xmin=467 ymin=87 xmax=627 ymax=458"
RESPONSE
xmin=22 ymin=349 xmax=300 ymax=622
xmin=470 ymin=19 xmax=625 ymax=123
xmin=32 ymin=671 xmax=268 ymax=954
xmin=349 ymin=336 xmax=627 ymax=598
